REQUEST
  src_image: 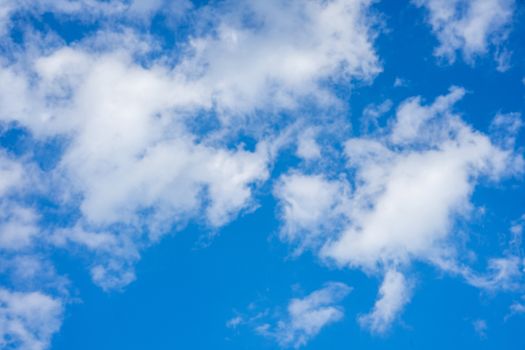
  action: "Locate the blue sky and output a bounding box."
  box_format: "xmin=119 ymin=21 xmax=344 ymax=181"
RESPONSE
xmin=0 ymin=1 xmax=524 ymax=349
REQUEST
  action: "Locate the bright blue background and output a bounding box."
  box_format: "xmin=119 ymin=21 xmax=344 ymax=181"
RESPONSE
xmin=2 ymin=1 xmax=525 ymax=349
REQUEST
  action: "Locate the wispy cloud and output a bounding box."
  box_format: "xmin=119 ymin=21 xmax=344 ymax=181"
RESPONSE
xmin=473 ymin=319 xmax=488 ymax=338
xmin=256 ymin=283 xmax=351 ymax=348
xmin=358 ymin=269 xmax=412 ymax=334
xmin=414 ymin=0 xmax=515 ymax=64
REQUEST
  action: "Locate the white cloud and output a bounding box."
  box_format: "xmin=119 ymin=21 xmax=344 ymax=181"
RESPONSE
xmin=461 ymin=256 xmax=524 ymax=292
xmin=51 ymin=225 xmax=119 ymax=251
xmin=490 ymin=112 xmax=522 ymax=149
xmin=0 ymin=0 xmax=521 ymax=345
xmin=0 ymin=204 xmax=39 ymax=251
xmin=275 ymin=173 xmax=349 ymax=252
xmin=50 ymin=225 xmax=140 ymax=290
xmin=13 ymin=47 xmax=271 ymax=237
xmin=0 ymin=256 xmax=69 ymax=297
xmin=390 ymin=86 xmax=465 ymax=144
xmin=0 ymin=1 xmax=16 ymax=34
xmin=322 ymin=88 xmax=519 ymax=271
xmin=0 ymin=288 xmax=63 ymax=350
xmin=358 ymin=269 xmax=411 ymax=334
xmin=180 ymin=0 xmax=381 ymax=114
xmin=414 ymin=0 xmax=515 ymax=63
xmin=0 ymin=152 xmax=25 ymax=197
xmin=276 ymin=87 xmax=524 ymax=332
xmin=0 ymin=153 xmax=41 ymax=251
xmin=361 ymin=99 xmax=392 ymax=133
xmin=257 ymin=283 xmax=351 ymax=348
xmin=0 ymin=153 xmax=66 ymax=348
xmin=90 ymin=261 xmax=137 ymax=291
xmin=0 ymin=0 xmax=382 ymax=291
xmin=296 ymin=129 xmax=321 ymax=160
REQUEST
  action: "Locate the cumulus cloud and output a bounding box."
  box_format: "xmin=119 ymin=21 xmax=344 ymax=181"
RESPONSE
xmin=0 ymin=0 xmax=522 ymax=347
xmin=256 ymin=282 xmax=351 ymax=348
xmin=0 ymin=38 xmax=275 ymax=290
xmin=276 ymin=87 xmax=524 ymax=332
xmin=0 ymin=1 xmax=382 ymax=345
xmin=0 ymin=0 xmax=381 ymax=292
xmin=0 ymin=288 xmax=63 ymax=350
xmin=414 ymin=0 xmax=515 ymax=63
xmin=275 ymin=173 xmax=350 ymax=252
xmin=181 ymin=0 xmax=381 ymax=114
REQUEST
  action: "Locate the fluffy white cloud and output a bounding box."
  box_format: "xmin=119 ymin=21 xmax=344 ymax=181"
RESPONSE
xmin=280 ymin=87 xmax=521 ymax=270
xmin=257 ymin=282 xmax=351 ymax=348
xmin=322 ymin=88 xmax=519 ymax=272
xmin=0 ymin=288 xmax=63 ymax=350
xmin=2 ymin=0 xmax=520 ymax=345
xmin=414 ymin=0 xmax=515 ymax=63
xmin=275 ymin=87 xmax=524 ymax=332
xmin=0 ymin=152 xmax=65 ymax=346
xmin=275 ymin=173 xmax=349 ymax=252
xmin=0 ymin=0 xmax=381 ymax=292
xmin=181 ymin=0 xmax=381 ymax=114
